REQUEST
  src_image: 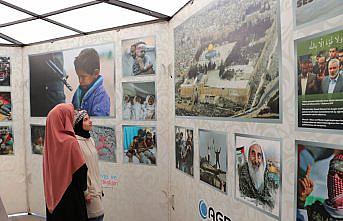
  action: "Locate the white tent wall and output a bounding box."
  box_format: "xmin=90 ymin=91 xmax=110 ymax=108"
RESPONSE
xmin=22 ymin=21 xmax=171 ymax=221
xmin=169 ymin=0 xmax=343 ymax=221
xmin=0 ymin=46 xmax=27 ymax=214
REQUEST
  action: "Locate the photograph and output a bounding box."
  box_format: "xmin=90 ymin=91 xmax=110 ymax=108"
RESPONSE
xmin=296 ymin=29 xmax=343 ymax=130
xmin=296 ymin=141 xmax=343 ymax=221
xmin=294 ymin=0 xmax=343 ymax=27
xmin=0 ymin=92 xmax=11 ymax=121
xmin=0 ymin=126 xmax=13 ymax=155
xmin=0 ymin=56 xmax=10 ymax=86
xmin=29 ymin=43 xmax=115 ymax=117
xmin=90 ymin=126 xmax=116 ymax=162
xmin=175 ymin=126 xmax=194 ymax=176
xmin=174 ymin=0 xmax=280 ymax=119
xmin=235 ymin=134 xmax=281 ymax=219
xmin=122 ymin=82 xmax=156 ymax=121
xmin=31 ymin=125 xmax=45 ymax=155
xmin=199 ymin=129 xmax=227 ymax=193
xmin=122 ymin=36 xmax=156 ymax=77
xmin=123 ymin=125 xmax=156 ymax=165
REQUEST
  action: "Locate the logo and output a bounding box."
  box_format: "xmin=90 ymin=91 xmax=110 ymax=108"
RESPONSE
xmin=198 ymin=200 xmax=231 ymax=221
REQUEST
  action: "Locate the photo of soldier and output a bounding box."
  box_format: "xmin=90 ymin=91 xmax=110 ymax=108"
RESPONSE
xmin=296 ymin=141 xmax=343 ymax=221
xmin=29 ymin=43 xmax=115 ymax=117
xmin=199 ymin=129 xmax=227 ymax=193
xmin=0 ymin=57 xmax=10 ymax=86
xmin=122 ymin=36 xmax=156 ymax=77
xmin=90 ymin=126 xmax=116 ymax=162
xmin=0 ymin=126 xmax=13 ymax=155
xmin=296 ymin=29 xmax=343 ymax=130
xmin=31 ymin=125 xmax=45 ymax=155
xmin=122 ymin=82 xmax=156 ymax=121
xmin=0 ymin=92 xmax=11 ymax=121
xmin=123 ymin=125 xmax=156 ymax=165
xmin=175 ymin=127 xmax=194 ymax=176
xmin=235 ymin=134 xmax=281 ymax=219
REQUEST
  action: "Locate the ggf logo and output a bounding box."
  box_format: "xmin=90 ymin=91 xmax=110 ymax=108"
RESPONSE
xmin=199 ymin=200 xmax=231 ymax=221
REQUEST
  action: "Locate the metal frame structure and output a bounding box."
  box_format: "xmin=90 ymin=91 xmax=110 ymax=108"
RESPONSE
xmin=0 ymin=0 xmax=191 ymax=47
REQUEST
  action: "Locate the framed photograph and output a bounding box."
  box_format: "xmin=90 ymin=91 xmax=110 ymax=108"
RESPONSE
xmin=174 ymin=0 xmax=280 ymax=120
xmin=29 ymin=43 xmax=115 ymax=117
xmin=122 ymin=82 xmax=156 ymax=121
xmin=235 ymin=133 xmax=281 ymax=219
xmin=90 ymin=126 xmax=116 ymax=162
xmin=123 ymin=125 xmax=157 ymax=165
xmin=31 ymin=125 xmax=45 ymax=155
xmin=295 ymin=29 xmax=343 ymax=131
xmin=296 ymin=140 xmax=343 ymax=221
xmin=0 ymin=92 xmax=11 ymax=121
xmin=0 ymin=57 xmax=10 ymax=86
xmin=199 ymin=129 xmax=227 ymax=193
xmin=0 ymin=126 xmax=13 ymax=155
xmin=122 ymin=36 xmax=156 ymax=77
xmin=175 ymin=126 xmax=194 ymax=176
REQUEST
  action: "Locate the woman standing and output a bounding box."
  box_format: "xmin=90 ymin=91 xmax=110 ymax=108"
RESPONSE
xmin=43 ymin=103 xmax=88 ymax=221
xmin=73 ymin=110 xmax=105 ymax=221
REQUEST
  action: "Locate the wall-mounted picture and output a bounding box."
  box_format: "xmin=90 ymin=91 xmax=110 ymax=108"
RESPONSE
xmin=0 ymin=57 xmax=10 ymax=86
xmin=123 ymin=125 xmax=156 ymax=165
xmin=31 ymin=125 xmax=45 ymax=155
xmin=296 ymin=29 xmax=343 ymax=131
xmin=122 ymin=82 xmax=156 ymax=121
xmin=0 ymin=126 xmax=13 ymax=155
xmin=174 ymin=0 xmax=280 ymax=120
xmin=199 ymin=129 xmax=227 ymax=193
xmin=122 ymin=36 xmax=156 ymax=77
xmin=0 ymin=92 xmax=11 ymax=121
xmin=29 ymin=43 xmax=115 ymax=117
xmin=90 ymin=126 xmax=116 ymax=162
xmin=235 ymin=134 xmax=281 ymax=219
xmin=294 ymin=0 xmax=343 ymax=27
xmin=296 ymin=141 xmax=343 ymax=221
xmin=175 ymin=127 xmax=194 ymax=176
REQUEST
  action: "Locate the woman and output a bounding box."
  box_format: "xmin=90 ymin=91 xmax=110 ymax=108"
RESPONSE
xmin=73 ymin=110 xmax=105 ymax=221
xmin=43 ymin=103 xmax=88 ymax=221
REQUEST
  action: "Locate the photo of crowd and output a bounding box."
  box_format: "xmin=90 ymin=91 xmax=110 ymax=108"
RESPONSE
xmin=235 ymin=134 xmax=281 ymax=219
xmin=296 ymin=141 xmax=343 ymax=221
xmin=175 ymin=127 xmax=194 ymax=176
xmin=123 ymin=126 xmax=157 ymax=165
xmin=90 ymin=126 xmax=116 ymax=162
xmin=122 ymin=36 xmax=156 ymax=77
xmin=0 ymin=57 xmax=10 ymax=86
xmin=199 ymin=129 xmax=227 ymax=193
xmin=0 ymin=126 xmax=13 ymax=155
xmin=122 ymin=82 xmax=156 ymax=121
xmin=31 ymin=125 xmax=45 ymax=155
xmin=29 ymin=43 xmax=115 ymax=117
xmin=0 ymin=92 xmax=11 ymax=121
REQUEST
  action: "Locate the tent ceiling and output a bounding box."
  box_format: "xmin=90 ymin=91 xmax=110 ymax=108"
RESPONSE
xmin=0 ymin=0 xmax=190 ymax=46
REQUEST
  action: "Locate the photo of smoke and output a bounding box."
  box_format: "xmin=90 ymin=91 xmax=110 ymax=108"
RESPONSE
xmin=174 ymin=0 xmax=280 ymax=120
xmin=29 ymin=43 xmax=115 ymax=117
xmin=0 ymin=92 xmax=11 ymax=121
xmin=122 ymin=36 xmax=156 ymax=77
xmin=122 ymin=82 xmax=156 ymax=121
xmin=123 ymin=125 xmax=157 ymax=165
xmin=199 ymin=129 xmax=227 ymax=193
xmin=235 ymin=134 xmax=281 ymax=219
xmin=296 ymin=141 xmax=343 ymax=221
xmin=90 ymin=126 xmax=116 ymax=162
xmin=31 ymin=125 xmax=45 ymax=155
xmin=175 ymin=127 xmax=194 ymax=176
xmin=0 ymin=126 xmax=13 ymax=155
xmin=0 ymin=57 xmax=10 ymax=86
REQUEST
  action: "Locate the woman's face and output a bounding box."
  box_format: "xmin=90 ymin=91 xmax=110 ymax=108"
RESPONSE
xmin=82 ymin=114 xmax=92 ymax=131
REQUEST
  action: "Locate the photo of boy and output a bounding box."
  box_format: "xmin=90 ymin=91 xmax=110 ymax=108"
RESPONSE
xmin=31 ymin=125 xmax=45 ymax=155
xmin=0 ymin=126 xmax=13 ymax=155
xmin=0 ymin=57 xmax=10 ymax=86
xmin=72 ymin=48 xmax=110 ymax=116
